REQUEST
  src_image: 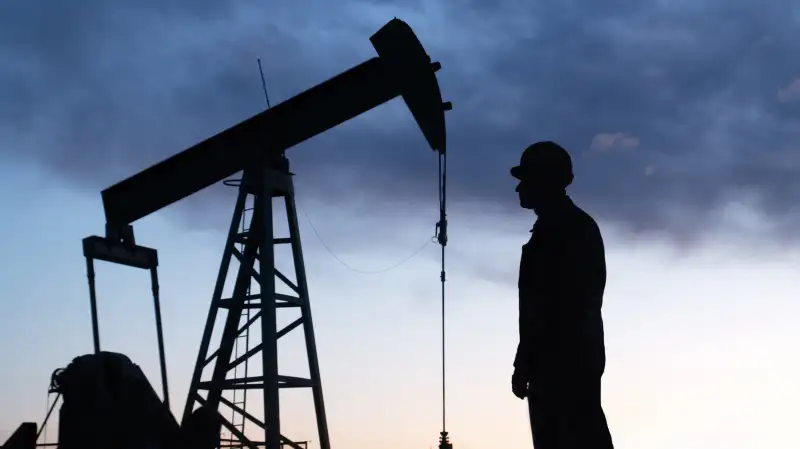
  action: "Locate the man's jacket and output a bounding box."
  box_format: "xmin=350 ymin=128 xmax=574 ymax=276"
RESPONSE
xmin=514 ymin=196 xmax=607 ymax=378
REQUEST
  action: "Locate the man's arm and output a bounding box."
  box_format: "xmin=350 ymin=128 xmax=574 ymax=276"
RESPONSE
xmin=514 ymin=298 xmax=533 ymax=369
xmin=512 ymin=271 xmax=533 ymax=398
xmin=513 ymin=239 xmax=536 ymax=370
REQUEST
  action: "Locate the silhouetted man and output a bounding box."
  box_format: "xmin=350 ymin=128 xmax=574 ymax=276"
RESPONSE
xmin=510 ymin=141 xmax=614 ymax=449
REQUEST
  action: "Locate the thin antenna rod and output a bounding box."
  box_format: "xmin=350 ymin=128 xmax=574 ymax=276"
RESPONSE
xmin=257 ymin=58 xmax=271 ymax=108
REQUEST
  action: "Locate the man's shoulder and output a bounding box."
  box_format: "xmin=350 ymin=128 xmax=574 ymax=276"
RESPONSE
xmin=532 ymin=199 xmax=603 ymax=239
xmin=559 ymin=202 xmax=604 ymax=249
xmin=569 ymin=203 xmax=600 ymax=230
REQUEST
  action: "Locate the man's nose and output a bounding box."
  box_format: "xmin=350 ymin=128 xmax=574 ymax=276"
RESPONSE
xmin=515 ymin=183 xmax=521 ymax=192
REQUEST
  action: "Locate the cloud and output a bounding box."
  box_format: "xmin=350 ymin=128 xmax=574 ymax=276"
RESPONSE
xmin=777 ymin=78 xmax=800 ymax=103
xmin=590 ymin=133 xmax=641 ymax=152
xmin=2 ymin=0 xmax=800 ymax=242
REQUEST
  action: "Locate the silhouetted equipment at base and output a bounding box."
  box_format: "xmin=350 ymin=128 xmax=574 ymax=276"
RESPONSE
xmin=438 ymin=431 xmax=452 ymax=449
xmin=3 ymin=17 xmax=452 ymax=449
xmin=40 ymin=352 xmax=221 ymax=449
xmin=52 ymin=353 xmax=182 ymax=449
xmin=1 ymin=423 xmax=36 ymax=449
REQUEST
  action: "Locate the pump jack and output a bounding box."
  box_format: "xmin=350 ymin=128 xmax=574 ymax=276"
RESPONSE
xmin=8 ymin=17 xmax=452 ymax=449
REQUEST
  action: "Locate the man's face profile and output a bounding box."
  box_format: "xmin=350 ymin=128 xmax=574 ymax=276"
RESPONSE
xmin=515 ymin=169 xmax=565 ymax=211
xmin=516 ymin=175 xmax=542 ymax=210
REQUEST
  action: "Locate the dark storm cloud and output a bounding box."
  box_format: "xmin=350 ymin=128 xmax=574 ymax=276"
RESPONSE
xmin=2 ymin=0 xmax=800 ymax=238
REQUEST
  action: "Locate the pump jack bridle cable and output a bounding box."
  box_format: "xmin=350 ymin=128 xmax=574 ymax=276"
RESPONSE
xmin=435 ymin=151 xmax=448 ymax=441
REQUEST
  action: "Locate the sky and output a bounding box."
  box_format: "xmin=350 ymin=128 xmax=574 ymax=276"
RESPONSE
xmin=1 ymin=0 xmax=800 ymax=448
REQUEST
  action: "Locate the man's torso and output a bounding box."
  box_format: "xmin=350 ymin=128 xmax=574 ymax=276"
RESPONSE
xmin=517 ymin=197 xmax=607 ymax=376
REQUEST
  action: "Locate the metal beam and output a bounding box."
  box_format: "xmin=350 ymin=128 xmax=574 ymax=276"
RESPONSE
xmin=101 ymin=57 xmax=396 ymax=227
xmin=101 ymin=18 xmax=450 ymax=230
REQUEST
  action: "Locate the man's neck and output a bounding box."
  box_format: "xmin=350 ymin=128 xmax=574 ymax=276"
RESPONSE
xmin=533 ymin=194 xmax=571 ymax=219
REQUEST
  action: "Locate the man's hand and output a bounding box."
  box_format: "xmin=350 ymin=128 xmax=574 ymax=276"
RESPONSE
xmin=511 ymin=367 xmax=529 ymax=399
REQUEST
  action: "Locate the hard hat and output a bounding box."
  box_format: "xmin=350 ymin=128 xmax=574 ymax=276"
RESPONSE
xmin=510 ymin=141 xmax=573 ymax=187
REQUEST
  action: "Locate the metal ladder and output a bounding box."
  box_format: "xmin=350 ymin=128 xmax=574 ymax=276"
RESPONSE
xmin=229 ymin=196 xmax=254 ymax=447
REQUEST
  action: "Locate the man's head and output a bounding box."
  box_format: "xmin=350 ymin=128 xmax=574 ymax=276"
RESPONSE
xmin=511 ymin=141 xmax=574 ymax=212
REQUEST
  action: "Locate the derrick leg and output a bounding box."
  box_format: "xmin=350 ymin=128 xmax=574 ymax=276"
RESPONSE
xmin=257 ymin=171 xmax=280 ymax=449
xmin=182 ymin=156 xmax=330 ymax=449
xmin=285 ymin=194 xmax=330 ymax=449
